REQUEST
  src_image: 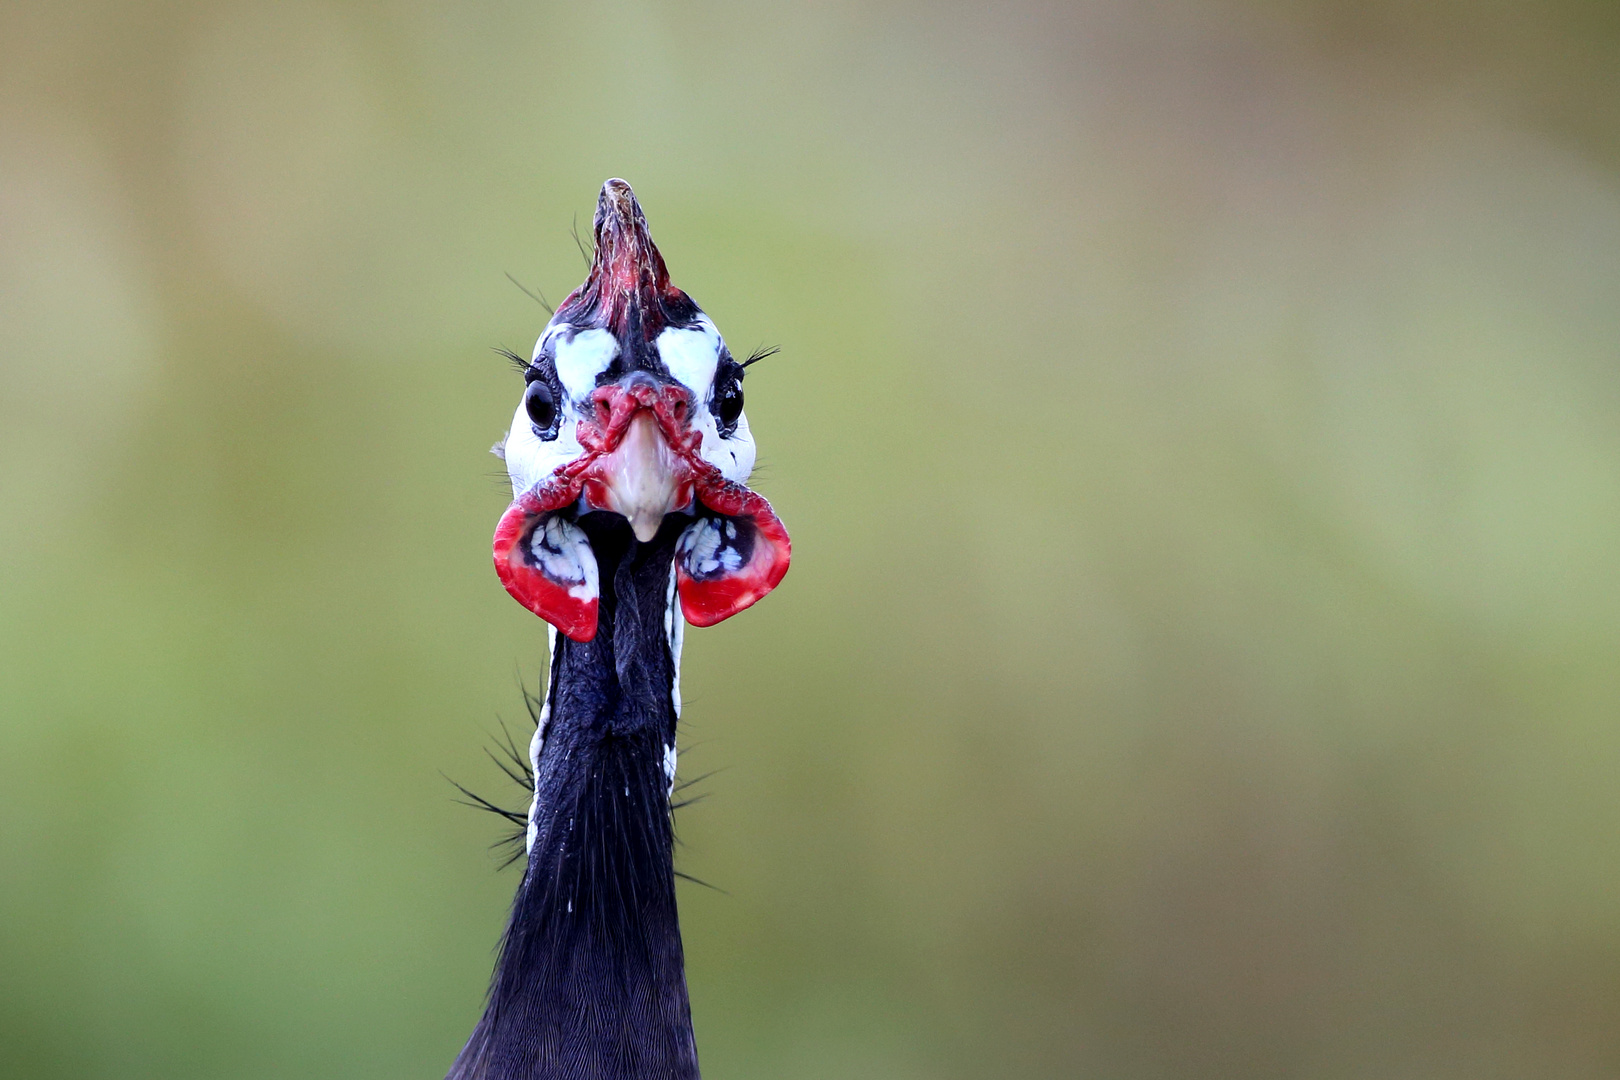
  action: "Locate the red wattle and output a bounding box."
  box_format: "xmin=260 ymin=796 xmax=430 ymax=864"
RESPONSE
xmin=493 ymin=503 xmax=599 ymax=642
xmin=677 ymin=484 xmax=791 ymax=627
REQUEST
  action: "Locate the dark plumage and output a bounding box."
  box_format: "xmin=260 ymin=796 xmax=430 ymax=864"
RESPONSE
xmin=450 ymin=179 xmax=789 ymax=1080
xmin=449 ymin=516 xmax=696 ymax=1080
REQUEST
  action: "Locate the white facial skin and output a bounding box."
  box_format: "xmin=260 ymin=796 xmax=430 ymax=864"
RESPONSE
xmin=655 ymin=315 xmax=757 ymax=484
xmin=501 ymin=314 xmax=757 ymax=500
xmin=502 ymin=326 xmax=611 ymax=498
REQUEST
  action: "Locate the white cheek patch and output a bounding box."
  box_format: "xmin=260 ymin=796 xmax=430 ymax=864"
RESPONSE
xmin=684 ymin=404 xmax=756 ymax=485
xmin=710 ymin=411 xmax=756 ymax=483
xmin=655 ymin=317 xmax=757 ymax=485
xmin=505 ymin=409 xmax=584 ymax=499
xmin=550 ymin=327 xmax=619 ymax=402
xmin=656 ymin=318 xmax=721 ymax=396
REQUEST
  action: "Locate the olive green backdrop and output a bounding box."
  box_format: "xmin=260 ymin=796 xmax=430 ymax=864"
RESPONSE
xmin=4 ymin=2 xmax=1620 ymax=1077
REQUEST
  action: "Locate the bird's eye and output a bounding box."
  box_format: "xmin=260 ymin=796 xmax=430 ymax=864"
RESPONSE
xmin=715 ymin=380 xmax=744 ymax=433
xmin=525 ymin=379 xmax=558 ymax=436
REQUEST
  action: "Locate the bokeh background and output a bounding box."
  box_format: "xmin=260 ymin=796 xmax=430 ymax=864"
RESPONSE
xmin=5 ymin=2 xmax=1620 ymax=1077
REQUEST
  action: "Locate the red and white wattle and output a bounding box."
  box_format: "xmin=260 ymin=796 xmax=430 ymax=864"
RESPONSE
xmin=674 ymin=478 xmax=791 ymax=628
xmin=492 ymin=497 xmax=599 ymax=641
xmin=493 ymin=382 xmax=789 ymax=642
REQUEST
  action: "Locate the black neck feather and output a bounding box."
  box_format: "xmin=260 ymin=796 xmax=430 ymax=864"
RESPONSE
xmin=447 ymin=515 xmax=698 ymax=1080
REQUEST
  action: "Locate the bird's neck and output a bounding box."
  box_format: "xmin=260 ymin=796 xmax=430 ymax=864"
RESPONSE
xmin=448 ymin=515 xmax=697 ymax=1080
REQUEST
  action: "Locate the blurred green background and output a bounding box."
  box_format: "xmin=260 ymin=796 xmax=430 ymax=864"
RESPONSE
xmin=4 ymin=2 xmax=1620 ymax=1077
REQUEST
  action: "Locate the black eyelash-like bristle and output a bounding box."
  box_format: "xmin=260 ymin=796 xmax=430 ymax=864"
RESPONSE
xmin=444 ymin=773 xmax=531 ymax=869
xmin=495 ymin=347 xmax=530 ymax=375
xmin=452 ymin=677 xmax=719 ymax=877
xmin=491 ymin=716 xmax=535 ymax=794
xmin=445 ymin=693 xmax=539 ymax=869
xmin=571 ymin=213 xmax=595 ymax=267
xmin=504 ymin=273 xmax=554 ymax=315
xmin=740 ymin=345 xmax=780 ymax=368
xmin=674 ymin=869 xmax=725 ymax=893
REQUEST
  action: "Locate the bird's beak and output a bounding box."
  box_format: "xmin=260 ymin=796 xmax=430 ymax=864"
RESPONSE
xmin=492 ymin=377 xmax=789 ymax=642
xmin=586 ymin=411 xmax=682 ymax=543
xmin=576 ymin=379 xmax=696 ymax=544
